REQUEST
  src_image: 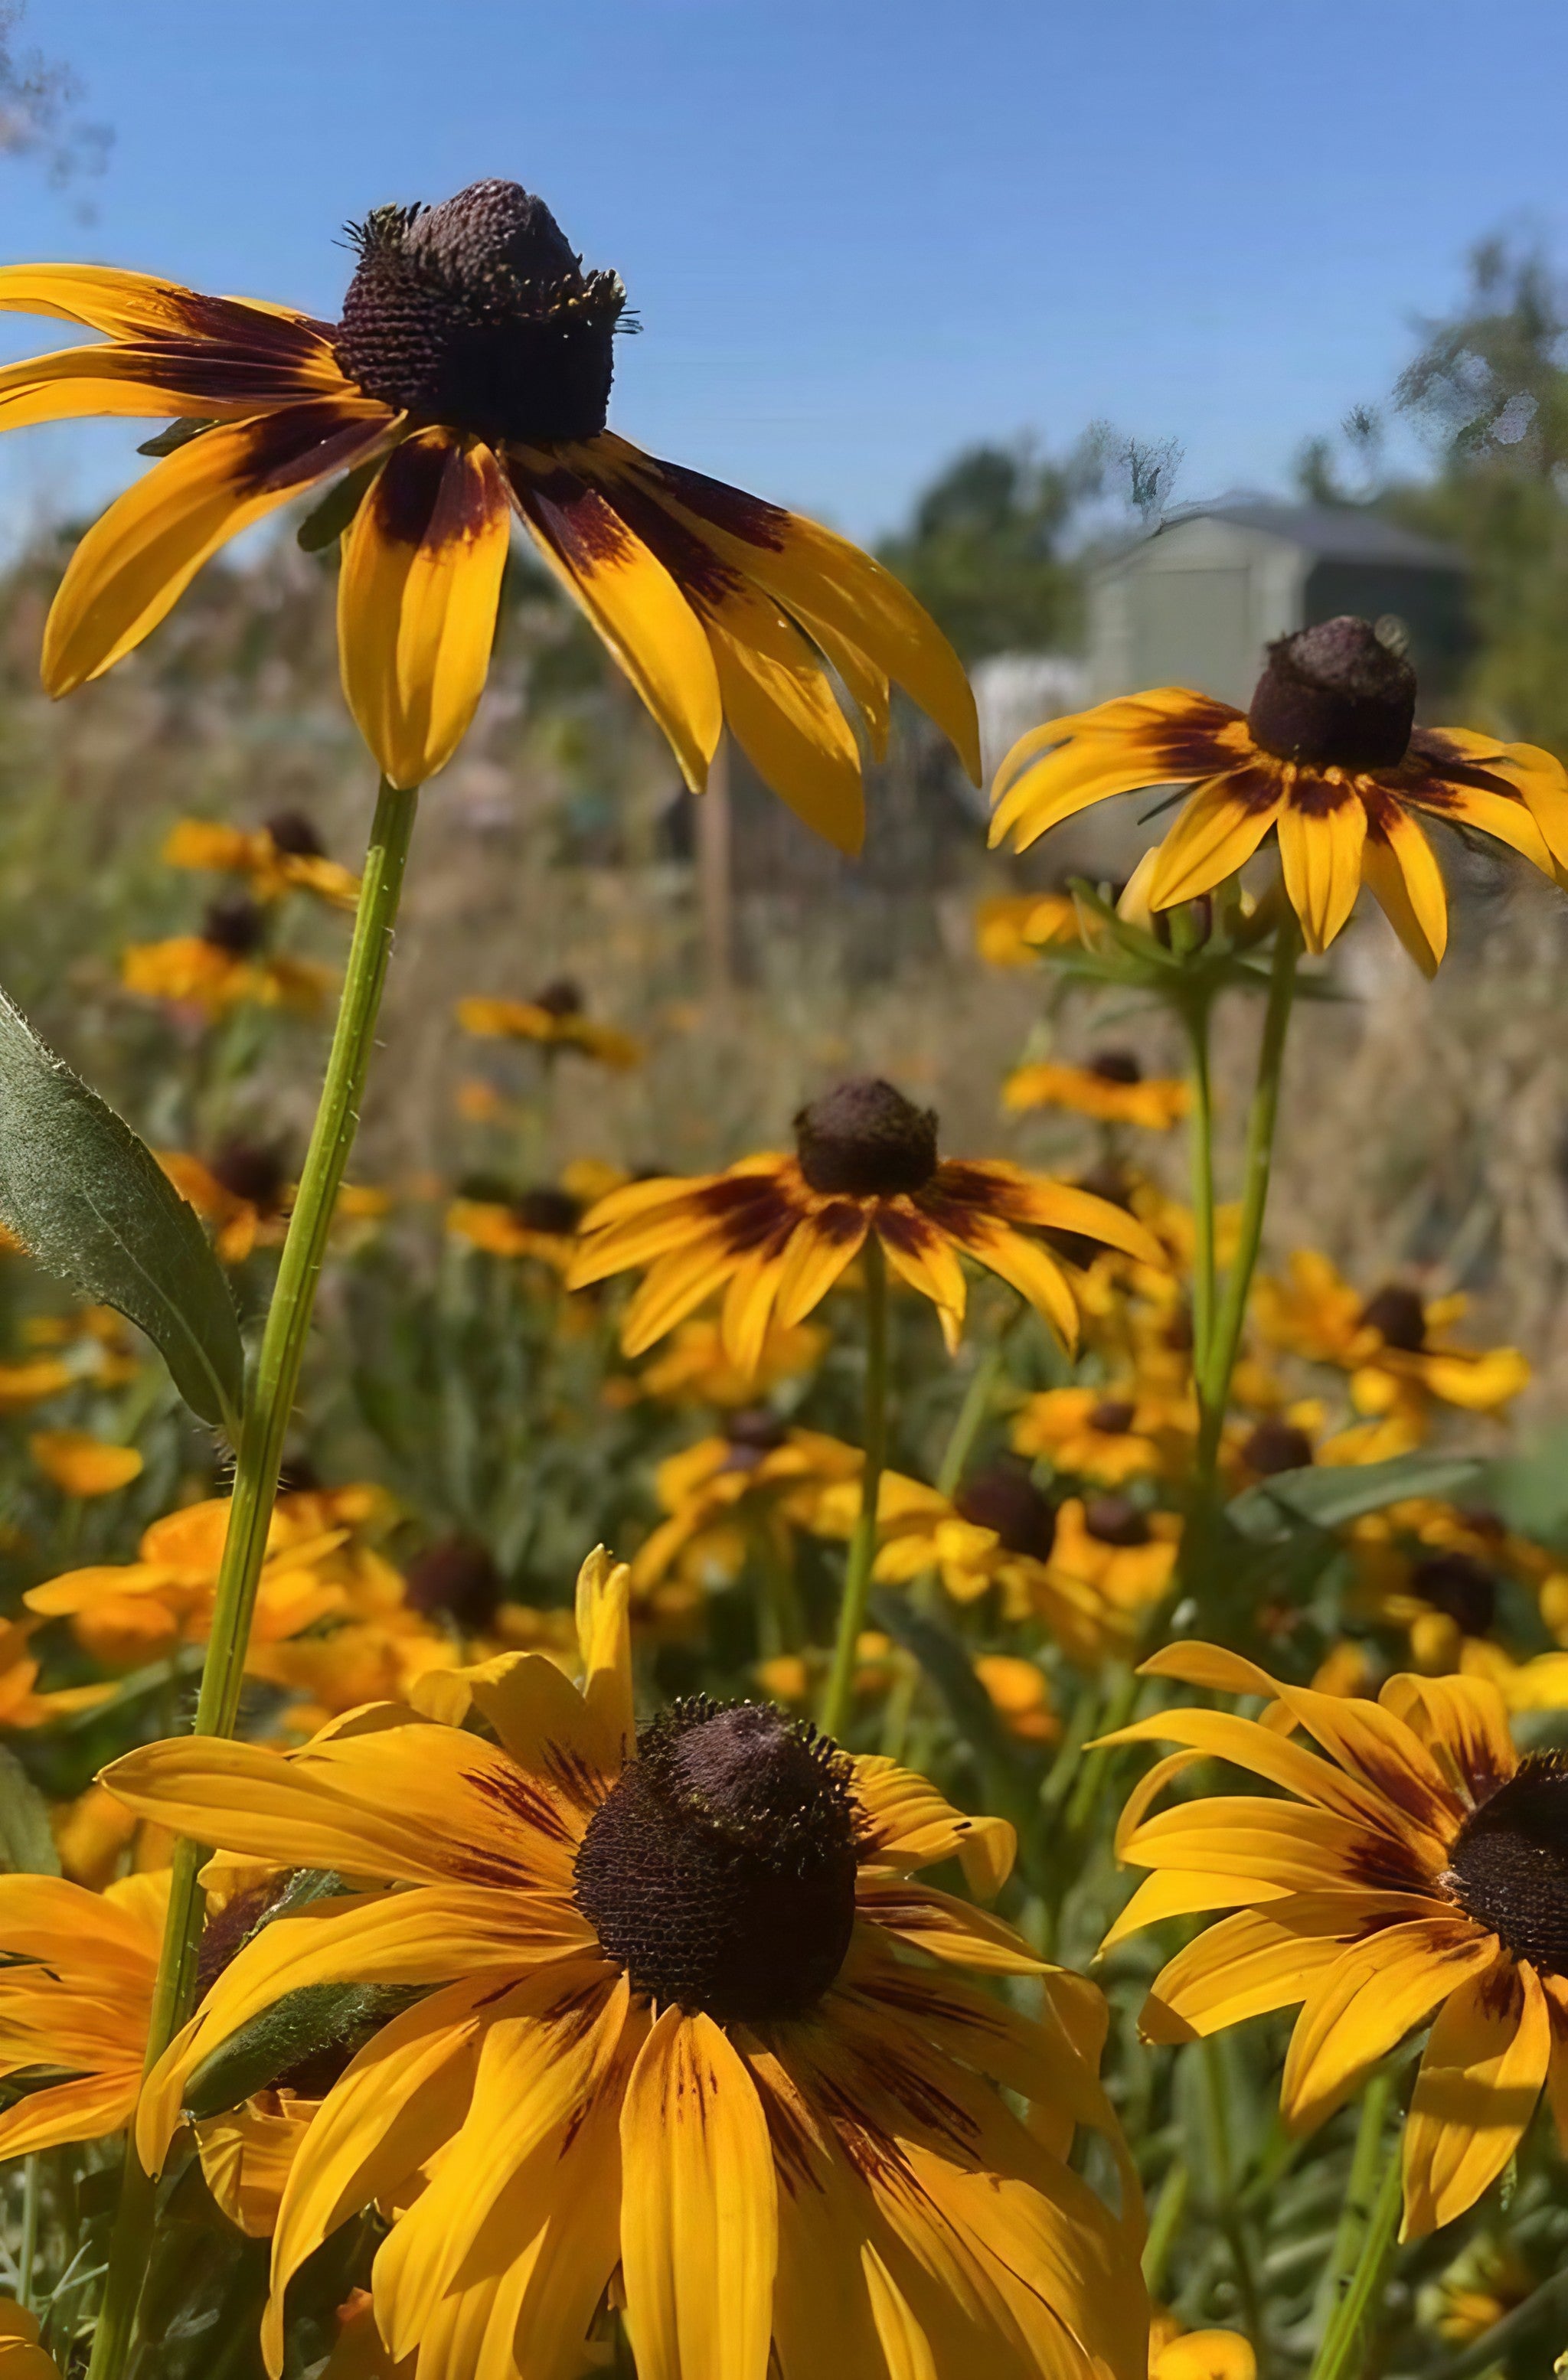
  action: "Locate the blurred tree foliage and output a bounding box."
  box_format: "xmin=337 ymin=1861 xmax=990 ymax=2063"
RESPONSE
xmin=877 ymin=439 xmax=1091 ymax=664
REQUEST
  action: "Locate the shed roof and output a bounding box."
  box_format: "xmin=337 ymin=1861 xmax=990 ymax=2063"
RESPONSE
xmin=1142 ymin=501 xmax=1467 ymax=571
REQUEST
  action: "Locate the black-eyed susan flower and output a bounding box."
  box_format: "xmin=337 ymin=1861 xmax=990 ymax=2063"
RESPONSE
xmin=975 ymin=890 xmax=1082 ymax=968
xmin=122 ymin=896 xmax=332 ymax=1021
xmin=2 ymin=181 xmax=977 ymax=836
xmin=1253 ymin=1253 xmax=1529 ymax=1418
xmin=1044 ymin=1496 xmax=1181 ymax=1657
xmin=162 ymin=1139 xmax=292 ymax=1262
xmin=991 ymin=617 xmax=1568 ymax=971
xmin=1011 ymin=1384 xmax=1191 ymax=1484
xmin=106 ymin=1549 xmax=1146 ymax=2380
xmin=569 ymin=1075 xmax=1163 ymax=1373
xmin=631 ymin=1412 xmax=862 ymax=1611
xmin=457 ymin=979 xmax=642 ymax=1069
xmin=1003 ymin=1051 xmax=1190 ymax=1132
xmin=627 ymin=1311 xmax=828 ymax=1409
xmin=164 ymin=811 xmax=360 ymax=910
xmin=446 ymin=1180 xmax=587 ymax=1272
xmin=1102 ymin=1641 xmax=1568 ymax=2235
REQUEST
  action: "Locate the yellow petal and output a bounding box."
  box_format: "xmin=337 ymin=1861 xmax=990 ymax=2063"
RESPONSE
xmin=703 ymin=589 xmax=867 ymax=855
xmin=43 ymin=397 xmax=394 ymax=694
xmin=511 ymin=451 xmax=721 ymax=792
xmin=338 ymin=427 xmax=511 ymax=789
xmin=1281 ymin=1919 xmax=1498 ymax=2134
xmin=619 ymin=2007 xmax=777 ymax=2380
xmin=575 ymin=1546 xmax=635 ymax=1775
xmin=1401 ymin=1954 xmax=1551 ymax=2236
xmin=1361 ymin=802 xmax=1448 ymax=975
xmin=30 ymin=1431 xmax=143 ymax=1497
xmin=1147 ymin=775 xmax=1283 ymax=907
xmin=1276 ymin=789 xmax=1367 ymax=954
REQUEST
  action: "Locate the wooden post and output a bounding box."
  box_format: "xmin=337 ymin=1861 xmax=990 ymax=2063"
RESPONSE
xmin=698 ymin=731 xmax=733 ymax=996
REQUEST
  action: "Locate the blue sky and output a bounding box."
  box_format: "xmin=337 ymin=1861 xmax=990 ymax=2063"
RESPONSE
xmin=2 ymin=0 xmax=1566 ymax=541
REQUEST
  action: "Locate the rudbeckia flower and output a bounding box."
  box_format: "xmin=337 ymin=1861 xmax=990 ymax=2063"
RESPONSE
xmin=0 ymin=1869 xmax=168 ymax=2155
xmin=631 ymin=1412 xmax=862 ymax=1607
xmin=1003 ymin=1052 xmax=1190 ymax=1132
xmin=106 ymin=1551 xmax=1145 ymax=2380
xmin=1011 ymin=1384 xmax=1191 ymax=1484
xmin=2 ymin=179 xmax=977 ymax=839
xmin=569 ymin=1076 xmax=1164 ymax=1373
xmin=974 ymin=890 xmax=1082 ymax=968
xmin=990 ymin=616 xmax=1568 ymax=971
xmin=628 ymin=1312 xmax=828 ymax=1409
xmin=446 ymin=1181 xmax=586 ymax=1272
xmin=164 ymin=811 xmax=361 ymax=910
xmin=1044 ymin=1497 xmax=1181 ymax=1657
xmin=1253 ymin=1255 xmax=1529 ymax=1418
xmin=122 ymin=896 xmax=332 ymax=1021
xmin=457 ymin=979 xmax=642 ymax=1069
xmin=1102 ymin=1641 xmax=1568 ymax=2235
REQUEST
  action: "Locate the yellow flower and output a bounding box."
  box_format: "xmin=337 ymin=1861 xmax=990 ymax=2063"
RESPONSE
xmin=107 ymin=1551 xmax=1146 ymax=2380
xmin=1044 ymin=1495 xmax=1181 ymax=1654
xmin=990 ymin=618 xmax=1568 ymax=969
xmin=29 ymin=1428 xmax=143 ymax=1497
xmin=163 ymin=811 xmax=360 ymax=909
xmin=122 ymin=896 xmax=332 ymax=1020
xmin=975 ymin=890 xmax=1082 ymax=968
xmin=975 ymin=1653 xmax=1060 ymax=1744
xmin=629 ymin=1312 xmax=828 ymax=1409
xmin=1425 ymin=2238 xmax=1533 ymax=2344
xmin=160 ymin=1143 xmax=293 ymax=1262
xmin=1254 ymin=1252 xmax=1528 ymax=1417
xmin=0 ymin=182 xmax=975 ymax=833
xmin=0 ymin=1869 xmax=168 ymax=2156
xmin=24 ymin=1493 xmax=351 ymax=1669
xmin=632 ymin=1415 xmax=861 ymax=1606
xmin=1012 ymin=1384 xmax=1191 ymax=1484
xmin=0 ymin=1357 xmax=80 ymax=1410
xmin=570 ymin=1075 xmax=1161 ymax=1373
xmin=0 ymin=2300 xmax=64 ymax=2380
xmin=0 ymin=1618 xmax=112 ymax=1729
xmin=1102 ymin=1641 xmax=1568 ymax=2235
xmin=1150 ymin=2326 xmax=1256 ymax=2380
xmin=1003 ymin=1053 xmax=1190 ymax=1131
xmin=446 ymin=1182 xmax=587 ymax=1272
xmin=53 ymin=1779 xmax=173 ymax=1889
xmin=456 ymin=981 xmax=642 ymax=1069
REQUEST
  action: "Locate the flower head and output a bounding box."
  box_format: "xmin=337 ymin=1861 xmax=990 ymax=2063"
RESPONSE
xmin=570 ymin=1074 xmax=1164 ymax=1373
xmin=106 ymin=1549 xmax=1146 ymax=2380
xmin=457 ymin=982 xmax=642 ymax=1069
xmin=0 ymin=1869 xmax=167 ymax=2157
xmin=163 ymin=814 xmax=360 ymax=910
xmin=991 ymin=616 xmax=1568 ymax=971
xmin=1003 ymin=1052 xmax=1190 ymax=1132
xmin=4 ymin=182 xmax=977 ymax=834
xmin=1102 ymin=1641 xmax=1568 ymax=2234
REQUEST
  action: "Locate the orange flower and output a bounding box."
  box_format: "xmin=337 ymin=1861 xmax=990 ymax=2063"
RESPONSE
xmin=29 ymin=1429 xmax=144 ymax=1497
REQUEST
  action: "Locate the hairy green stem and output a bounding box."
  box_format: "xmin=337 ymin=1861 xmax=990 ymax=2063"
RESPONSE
xmin=1308 ymin=2114 xmax=1403 ymax=2380
xmin=1181 ymin=999 xmax=1217 ymax=1381
xmin=85 ymin=779 xmax=420 ymax=2380
xmin=1197 ymin=916 xmax=1302 ymax=1478
xmin=820 ymin=1236 xmax=889 ymax=1741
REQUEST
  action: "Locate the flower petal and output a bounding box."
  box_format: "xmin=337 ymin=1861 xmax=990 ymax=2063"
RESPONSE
xmin=1276 ymin=788 xmax=1367 ymax=954
xmin=575 ymin=1546 xmax=635 ymax=1778
xmin=701 ymin=586 xmax=867 ymax=855
xmin=852 ymin=1755 xmax=1014 ymax=1895
xmin=1361 ymin=800 xmax=1448 ymax=975
xmin=43 ymin=396 xmax=394 ymax=693
xmin=1281 ymin=1918 xmax=1498 ymax=2134
xmin=619 ymin=2007 xmax=778 ymax=2380
xmin=338 ymin=427 xmax=510 ymax=788
xmin=1401 ymin=1955 xmax=1552 ymax=2236
xmin=1146 ymin=772 xmax=1284 ymax=907
xmin=0 ymin=2067 xmax=139 ymax=2158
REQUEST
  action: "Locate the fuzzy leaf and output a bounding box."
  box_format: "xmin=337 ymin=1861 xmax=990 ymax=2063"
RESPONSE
xmin=0 ymin=984 xmax=243 ymax=1433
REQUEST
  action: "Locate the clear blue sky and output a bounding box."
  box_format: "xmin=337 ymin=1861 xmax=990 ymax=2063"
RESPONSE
xmin=2 ymin=0 xmax=1566 ymax=542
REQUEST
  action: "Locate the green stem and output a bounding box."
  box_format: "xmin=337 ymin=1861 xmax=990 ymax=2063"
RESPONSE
xmin=1181 ymin=998 xmax=1217 ymax=1382
xmin=18 ymin=2151 xmax=39 ymax=2308
xmin=1197 ymin=915 xmax=1302 ymax=1479
xmin=84 ymin=779 xmax=420 ymax=2380
xmin=819 ymin=1236 xmax=889 ymax=1742
xmin=1308 ymin=2114 xmax=1403 ymax=2380
xmin=1061 ymin=1663 xmax=1138 ymax=1838
xmin=1309 ymin=2068 xmax=1391 ymax=2346
xmin=1200 ymin=2036 xmax=1269 ymax=2372
xmin=1141 ymin=2155 xmax=1189 ymax=2298
xmin=936 ymin=1310 xmax=1016 ymax=1499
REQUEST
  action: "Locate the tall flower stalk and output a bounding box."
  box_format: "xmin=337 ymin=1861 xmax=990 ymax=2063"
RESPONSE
xmin=818 ymin=1235 xmax=888 ymax=1738
xmin=85 ymin=779 xmax=420 ymax=2380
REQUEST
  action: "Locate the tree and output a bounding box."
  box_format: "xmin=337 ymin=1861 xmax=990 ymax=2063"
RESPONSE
xmin=877 ymin=439 xmax=1088 ymax=664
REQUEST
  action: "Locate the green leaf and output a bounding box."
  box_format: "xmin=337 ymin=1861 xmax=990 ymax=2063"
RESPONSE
xmin=296 ymin=456 xmax=382 ymax=553
xmin=0 ymin=1745 xmax=60 ymax=1874
xmin=182 ymin=1981 xmax=425 ymax=2120
xmin=0 ymin=983 xmax=244 ymax=1434
xmin=1226 ymin=1452 xmax=1486 ymax=1543
xmin=135 ymin=416 xmax=218 ymax=458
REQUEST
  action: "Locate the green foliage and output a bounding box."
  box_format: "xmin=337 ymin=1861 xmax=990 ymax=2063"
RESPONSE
xmin=0 ymin=1743 xmax=60 ymax=1873
xmin=877 ymin=439 xmax=1089 ymax=662
xmin=0 ymin=984 xmax=244 ymax=1435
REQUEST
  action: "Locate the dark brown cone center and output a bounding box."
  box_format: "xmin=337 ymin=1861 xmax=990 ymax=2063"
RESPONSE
xmin=1241 ymin=1416 xmax=1315 ymax=1477
xmin=955 ymin=1464 xmax=1057 ymax=1561
xmin=1089 ymin=1050 xmax=1142 ymax=1085
xmin=209 ymin=1138 xmax=289 ymax=1214
xmin=795 ymin=1077 xmax=939 ymax=1200
xmin=404 ymin=1535 xmax=502 ymax=1634
xmin=533 ymin=977 xmax=584 ymax=1017
xmin=332 ymin=178 xmax=626 ymax=446
xmin=1083 ymin=1494 xmax=1149 ymax=1547
xmin=1359 ymin=1284 xmax=1428 ymax=1353
xmin=512 ymin=1187 xmax=583 ymax=1236
xmin=263 ymin=809 xmax=326 ymax=860
xmin=1448 ymin=1757 xmax=1568 ymax=1974
xmin=1410 ymin=1552 xmax=1497 ymax=1639
xmin=573 ymin=1700 xmax=859 ymax=2022
xmin=1246 ymin=617 xmax=1416 ymax=771
xmin=202 ymin=895 xmax=267 ymax=957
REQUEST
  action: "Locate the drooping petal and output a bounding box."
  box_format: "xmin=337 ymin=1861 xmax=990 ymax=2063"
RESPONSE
xmin=1146 ymin=770 xmax=1285 ymax=907
xmin=509 ymin=451 xmax=721 ymax=792
xmin=619 ymin=2008 xmax=778 ymax=2380
xmin=773 ymin=1204 xmax=869 ymax=1329
xmin=1280 ymin=1919 xmax=1498 ymax=2134
xmin=852 ymin=1882 xmax=1044 ymax=1976
xmin=1140 ymin=1904 xmax=1364 ymax=2043
xmin=1401 ymin=1956 xmax=1552 ymax=2236
xmin=0 ymin=2066 xmax=139 ymax=2158
xmin=338 ymin=427 xmax=511 ymax=788
xmin=0 ymin=264 xmax=332 ymax=344
xmin=1360 ymin=798 xmax=1448 ymax=975
xmin=43 ymin=396 xmax=396 ymax=693
xmin=1276 ymin=787 xmax=1367 ymax=954
xmin=852 ymin=1755 xmax=1015 ymax=1895
xmin=0 ymin=338 xmax=345 ymax=433
xmin=699 ymin=586 xmax=867 ymax=855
